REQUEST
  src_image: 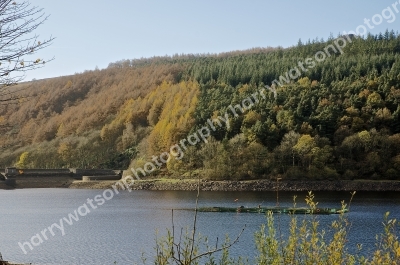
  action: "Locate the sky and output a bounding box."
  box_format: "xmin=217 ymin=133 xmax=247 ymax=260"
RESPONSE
xmin=25 ymin=0 xmax=400 ymax=81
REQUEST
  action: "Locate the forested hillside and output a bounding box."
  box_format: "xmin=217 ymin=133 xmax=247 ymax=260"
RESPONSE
xmin=1 ymin=31 xmax=400 ymax=181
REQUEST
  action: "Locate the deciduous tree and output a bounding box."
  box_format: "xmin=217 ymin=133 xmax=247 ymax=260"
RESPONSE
xmin=0 ymin=0 xmax=54 ymax=103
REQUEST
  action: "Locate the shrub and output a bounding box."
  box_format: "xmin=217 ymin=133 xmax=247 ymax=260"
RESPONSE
xmin=323 ymin=166 xmax=340 ymax=180
xmin=285 ymin=167 xmax=304 ymax=180
xmin=343 ymin=169 xmax=356 ymax=180
xmin=385 ymin=168 xmax=398 ymax=180
xmin=151 ymin=192 xmax=400 ymax=265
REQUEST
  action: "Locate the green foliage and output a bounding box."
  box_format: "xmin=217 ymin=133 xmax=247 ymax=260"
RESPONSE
xmin=1 ymin=32 xmax=400 ymax=179
xmin=195 ymin=136 xmax=269 ymax=180
xmin=151 ymin=192 xmax=400 ymax=265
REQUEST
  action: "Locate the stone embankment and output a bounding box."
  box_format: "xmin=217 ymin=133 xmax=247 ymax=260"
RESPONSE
xmin=69 ymin=178 xmax=400 ymax=192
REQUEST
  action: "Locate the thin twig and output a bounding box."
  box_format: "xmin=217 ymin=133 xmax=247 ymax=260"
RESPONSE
xmin=191 ymin=225 xmax=246 ymax=261
xmin=172 ymin=209 xmax=175 ymax=258
xmin=189 ymin=176 xmax=200 ymax=261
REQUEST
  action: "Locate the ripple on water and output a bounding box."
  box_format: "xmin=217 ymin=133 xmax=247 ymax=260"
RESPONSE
xmin=0 ymin=189 xmax=399 ymax=264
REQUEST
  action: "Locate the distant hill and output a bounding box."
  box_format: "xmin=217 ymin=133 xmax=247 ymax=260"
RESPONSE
xmin=1 ymin=31 xmax=400 ymax=181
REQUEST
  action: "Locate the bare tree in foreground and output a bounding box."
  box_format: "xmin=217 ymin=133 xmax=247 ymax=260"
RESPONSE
xmin=154 ymin=179 xmax=246 ymax=265
xmin=0 ymin=0 xmax=54 ymax=103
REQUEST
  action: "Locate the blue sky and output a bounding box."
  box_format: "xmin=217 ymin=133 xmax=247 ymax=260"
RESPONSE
xmin=27 ymin=0 xmax=400 ymax=80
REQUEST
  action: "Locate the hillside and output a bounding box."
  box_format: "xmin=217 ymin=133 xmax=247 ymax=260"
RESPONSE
xmin=1 ymin=31 xmax=400 ymax=181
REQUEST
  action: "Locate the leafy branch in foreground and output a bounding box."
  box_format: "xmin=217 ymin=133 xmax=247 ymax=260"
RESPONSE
xmin=255 ymin=191 xmax=356 ymax=265
xmin=255 ymin=191 xmax=399 ymax=265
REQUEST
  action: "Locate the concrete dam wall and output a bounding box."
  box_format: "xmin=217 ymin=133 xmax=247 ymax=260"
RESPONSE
xmin=0 ymin=168 xmax=123 ymax=188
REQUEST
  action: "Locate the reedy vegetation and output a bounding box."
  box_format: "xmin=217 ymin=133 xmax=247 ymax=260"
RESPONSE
xmin=151 ymin=192 xmax=400 ymax=265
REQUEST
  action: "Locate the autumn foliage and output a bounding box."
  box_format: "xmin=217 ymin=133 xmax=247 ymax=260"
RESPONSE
xmin=1 ymin=32 xmax=400 ymax=181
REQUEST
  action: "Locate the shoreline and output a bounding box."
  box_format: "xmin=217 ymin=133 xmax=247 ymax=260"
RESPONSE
xmin=3 ymin=177 xmax=400 ymax=191
xmin=3 ymin=178 xmax=400 ymax=265
xmin=68 ymin=178 xmax=400 ymax=192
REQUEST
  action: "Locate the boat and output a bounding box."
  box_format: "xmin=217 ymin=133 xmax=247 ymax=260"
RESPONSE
xmin=196 ymin=206 xmax=348 ymax=215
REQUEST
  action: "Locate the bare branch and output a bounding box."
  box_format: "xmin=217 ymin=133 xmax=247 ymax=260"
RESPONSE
xmin=189 ymin=176 xmax=200 ymax=261
xmin=0 ymin=0 xmax=54 ymax=104
xmin=191 ymin=225 xmax=246 ymax=261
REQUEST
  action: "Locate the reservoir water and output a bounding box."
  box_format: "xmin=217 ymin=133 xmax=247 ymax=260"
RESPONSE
xmin=0 ymin=188 xmax=399 ymax=265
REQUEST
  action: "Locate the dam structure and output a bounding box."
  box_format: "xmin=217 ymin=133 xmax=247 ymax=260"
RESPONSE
xmin=0 ymin=167 xmax=122 ymax=188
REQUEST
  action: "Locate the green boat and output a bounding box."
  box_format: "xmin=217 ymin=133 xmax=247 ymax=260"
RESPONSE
xmin=196 ymin=206 xmax=348 ymax=215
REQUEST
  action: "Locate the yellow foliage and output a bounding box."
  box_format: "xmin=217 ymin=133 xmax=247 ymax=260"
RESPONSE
xmin=294 ymin=135 xmax=315 ymax=153
xmin=367 ymin=79 xmax=378 ymax=89
xmin=319 ymin=98 xmax=331 ymax=107
xmin=367 ymin=92 xmax=383 ymax=107
xmin=242 ymin=111 xmax=261 ymax=128
xmin=58 ymin=142 xmax=74 ymax=163
xmin=15 ymin=152 xmax=30 ymax=168
xmin=375 ymin=107 xmax=392 ymax=121
xmin=298 ymin=77 xmax=311 ymax=87
xmin=311 ymin=80 xmax=318 ymax=87
xmin=56 ymin=123 xmax=65 ymax=138
xmin=238 ymin=84 xmax=252 ymax=94
xmin=148 ymin=81 xmax=200 ymax=153
xmin=358 ymin=130 xmax=371 ymax=144
xmin=359 ymin=89 xmax=371 ymax=98
xmin=345 ymin=106 xmax=359 ymax=117
xmin=64 ymin=80 xmax=73 ymax=89
xmin=101 ymin=80 xmax=200 ymax=154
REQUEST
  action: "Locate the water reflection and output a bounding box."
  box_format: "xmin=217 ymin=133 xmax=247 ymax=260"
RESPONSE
xmin=0 ymin=189 xmax=398 ymax=264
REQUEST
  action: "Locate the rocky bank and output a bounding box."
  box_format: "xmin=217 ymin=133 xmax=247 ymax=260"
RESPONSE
xmin=69 ymin=178 xmax=400 ymax=191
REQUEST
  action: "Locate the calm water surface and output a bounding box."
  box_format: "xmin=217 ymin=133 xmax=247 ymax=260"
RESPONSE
xmin=0 ymin=189 xmax=399 ymax=265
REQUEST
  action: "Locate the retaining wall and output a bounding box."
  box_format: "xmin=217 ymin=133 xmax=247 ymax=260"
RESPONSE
xmin=15 ymin=176 xmax=75 ymax=188
xmin=82 ymin=175 xmax=122 ymax=182
xmin=70 ymin=169 xmax=122 ymax=177
xmin=18 ymin=169 xmax=72 ymax=177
